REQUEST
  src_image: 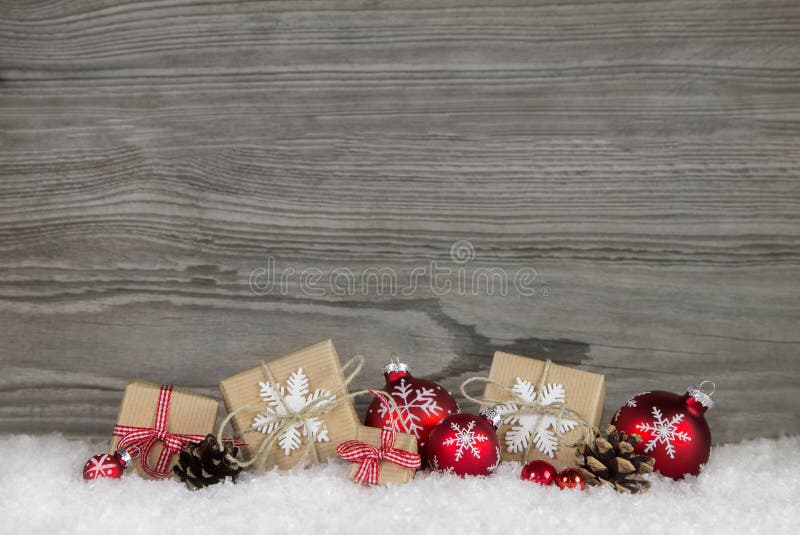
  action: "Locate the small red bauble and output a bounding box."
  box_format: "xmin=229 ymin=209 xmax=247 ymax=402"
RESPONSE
xmin=521 ymin=460 xmax=557 ymax=486
xmin=555 ymin=468 xmax=585 ymax=490
xmin=425 ymin=410 xmax=500 ymax=477
xmin=82 ymin=449 xmax=132 ymax=480
xmin=365 ymin=356 xmax=459 ymax=451
xmin=611 ymin=382 xmax=715 ymax=480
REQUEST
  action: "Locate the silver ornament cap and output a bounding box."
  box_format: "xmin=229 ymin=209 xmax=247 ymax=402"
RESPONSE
xmin=480 ymin=407 xmax=502 ymax=429
xmin=384 ymin=353 xmax=410 ymax=375
xmin=687 ymin=381 xmax=715 ymax=410
xmin=115 ymin=448 xmax=133 ymax=467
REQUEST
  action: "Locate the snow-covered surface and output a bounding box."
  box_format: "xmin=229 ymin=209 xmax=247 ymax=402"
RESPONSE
xmin=2 ymin=434 xmax=797 ymax=535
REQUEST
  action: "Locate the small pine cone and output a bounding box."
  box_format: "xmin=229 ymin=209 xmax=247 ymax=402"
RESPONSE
xmin=575 ymin=424 xmax=655 ymax=493
xmin=174 ymin=434 xmax=242 ymax=490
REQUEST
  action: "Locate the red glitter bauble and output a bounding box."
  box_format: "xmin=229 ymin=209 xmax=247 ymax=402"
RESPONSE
xmin=425 ymin=411 xmax=500 ymax=477
xmin=521 ymin=459 xmax=557 ymax=486
xmin=611 ymin=383 xmax=715 ymax=480
xmin=555 ymin=468 xmax=585 ymax=490
xmin=364 ymin=358 xmax=459 ymax=452
xmin=82 ymin=449 xmax=131 ymax=480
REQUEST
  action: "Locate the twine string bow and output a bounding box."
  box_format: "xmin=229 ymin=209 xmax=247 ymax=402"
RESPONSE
xmin=460 ymin=359 xmax=595 ymax=459
xmin=336 ymin=390 xmax=421 ymax=485
xmin=112 ymin=385 xmax=208 ymax=479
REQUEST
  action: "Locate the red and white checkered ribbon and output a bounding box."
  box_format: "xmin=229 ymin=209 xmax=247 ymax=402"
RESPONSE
xmin=336 ymin=390 xmax=421 ymax=485
xmin=112 ymin=385 xmax=207 ymax=479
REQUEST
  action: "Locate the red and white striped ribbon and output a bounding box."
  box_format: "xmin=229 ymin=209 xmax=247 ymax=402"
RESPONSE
xmin=336 ymin=390 xmax=421 ymax=485
xmin=112 ymin=385 xmax=208 ymax=479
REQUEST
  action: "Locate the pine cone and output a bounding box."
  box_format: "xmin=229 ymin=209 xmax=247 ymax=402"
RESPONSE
xmin=173 ymin=434 xmax=242 ymax=490
xmin=576 ymin=424 xmax=655 ymax=493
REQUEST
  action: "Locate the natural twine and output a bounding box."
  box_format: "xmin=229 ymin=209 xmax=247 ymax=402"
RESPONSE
xmin=217 ymin=355 xmax=405 ymax=471
xmin=460 ymin=359 xmax=595 ymax=459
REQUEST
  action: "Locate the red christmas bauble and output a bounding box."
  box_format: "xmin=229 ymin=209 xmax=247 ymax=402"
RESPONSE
xmin=611 ymin=383 xmax=714 ymax=480
xmin=82 ymin=449 xmax=131 ymax=480
xmin=365 ymin=358 xmax=459 ymax=451
xmin=521 ymin=460 xmax=556 ymax=486
xmin=555 ymin=468 xmax=585 ymax=490
xmin=425 ymin=411 xmax=500 ymax=477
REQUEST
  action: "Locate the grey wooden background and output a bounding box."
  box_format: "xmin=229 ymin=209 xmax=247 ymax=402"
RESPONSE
xmin=1 ymin=0 xmax=798 ymax=443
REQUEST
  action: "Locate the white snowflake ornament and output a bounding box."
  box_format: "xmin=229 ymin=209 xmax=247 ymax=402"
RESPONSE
xmin=443 ymin=420 xmax=488 ymax=461
xmin=252 ymin=367 xmax=335 ymax=455
xmin=636 ymin=406 xmax=692 ymax=459
xmin=426 ymin=413 xmax=500 ymax=476
xmin=376 ymin=378 xmax=443 ymax=438
xmin=494 ymin=377 xmax=578 ymax=458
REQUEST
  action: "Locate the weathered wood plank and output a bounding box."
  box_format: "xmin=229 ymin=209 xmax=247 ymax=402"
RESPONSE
xmin=1 ymin=0 xmax=799 ymax=442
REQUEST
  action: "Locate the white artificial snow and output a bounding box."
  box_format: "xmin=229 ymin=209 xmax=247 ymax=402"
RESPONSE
xmin=1 ymin=434 xmax=797 ymax=535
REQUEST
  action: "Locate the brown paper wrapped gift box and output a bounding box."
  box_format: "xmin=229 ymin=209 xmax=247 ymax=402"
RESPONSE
xmin=219 ymin=339 xmax=360 ymax=471
xmin=109 ymin=381 xmax=219 ymax=479
xmin=345 ymin=425 xmax=419 ymax=486
xmin=481 ymin=351 xmax=605 ymax=471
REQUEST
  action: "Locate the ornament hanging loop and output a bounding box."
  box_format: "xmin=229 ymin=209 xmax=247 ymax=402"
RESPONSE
xmin=698 ymin=380 xmax=716 ymax=396
xmin=124 ymin=444 xmax=142 ymax=459
xmin=384 ymin=352 xmax=410 ymax=376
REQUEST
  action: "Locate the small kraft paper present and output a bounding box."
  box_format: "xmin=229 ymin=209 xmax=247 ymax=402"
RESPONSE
xmin=337 ymin=425 xmax=420 ymax=486
xmin=479 ymin=351 xmax=605 ymax=471
xmin=219 ymin=339 xmax=360 ymax=471
xmin=109 ymin=381 xmax=219 ymax=479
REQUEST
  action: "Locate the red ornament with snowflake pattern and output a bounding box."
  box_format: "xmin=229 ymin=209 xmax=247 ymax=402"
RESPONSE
xmin=364 ymin=358 xmax=459 ymax=452
xmin=611 ymin=383 xmax=714 ymax=480
xmin=425 ymin=410 xmax=501 ymax=477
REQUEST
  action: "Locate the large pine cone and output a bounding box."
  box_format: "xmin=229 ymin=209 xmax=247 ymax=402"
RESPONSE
xmin=173 ymin=434 xmax=242 ymax=490
xmin=576 ymin=424 xmax=655 ymax=493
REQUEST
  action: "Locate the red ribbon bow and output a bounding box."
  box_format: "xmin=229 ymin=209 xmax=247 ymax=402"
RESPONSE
xmin=112 ymin=385 xmax=210 ymax=479
xmin=336 ymin=390 xmax=421 ymax=485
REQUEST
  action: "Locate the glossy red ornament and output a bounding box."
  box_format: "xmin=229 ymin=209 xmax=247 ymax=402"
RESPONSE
xmin=555 ymin=468 xmax=585 ymax=490
xmin=82 ymin=449 xmax=132 ymax=480
xmin=365 ymin=356 xmax=459 ymax=451
xmin=425 ymin=410 xmax=500 ymax=477
xmin=611 ymin=382 xmax=715 ymax=480
xmin=521 ymin=459 xmax=557 ymax=486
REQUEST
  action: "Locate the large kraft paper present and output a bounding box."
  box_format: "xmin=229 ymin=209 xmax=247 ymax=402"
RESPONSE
xmin=482 ymin=351 xmax=605 ymax=471
xmin=109 ymin=381 xmax=219 ymax=479
xmin=219 ymin=339 xmax=360 ymax=470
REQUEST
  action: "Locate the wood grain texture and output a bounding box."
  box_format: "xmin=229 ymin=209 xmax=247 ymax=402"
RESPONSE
xmin=1 ymin=0 xmax=799 ymax=442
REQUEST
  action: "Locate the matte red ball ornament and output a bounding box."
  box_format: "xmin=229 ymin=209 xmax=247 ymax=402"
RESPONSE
xmin=611 ymin=382 xmax=715 ymax=480
xmin=425 ymin=410 xmax=501 ymax=477
xmin=555 ymin=468 xmax=585 ymax=490
xmin=82 ymin=449 xmax=132 ymax=480
xmin=365 ymin=356 xmax=459 ymax=451
xmin=521 ymin=459 xmax=557 ymax=486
